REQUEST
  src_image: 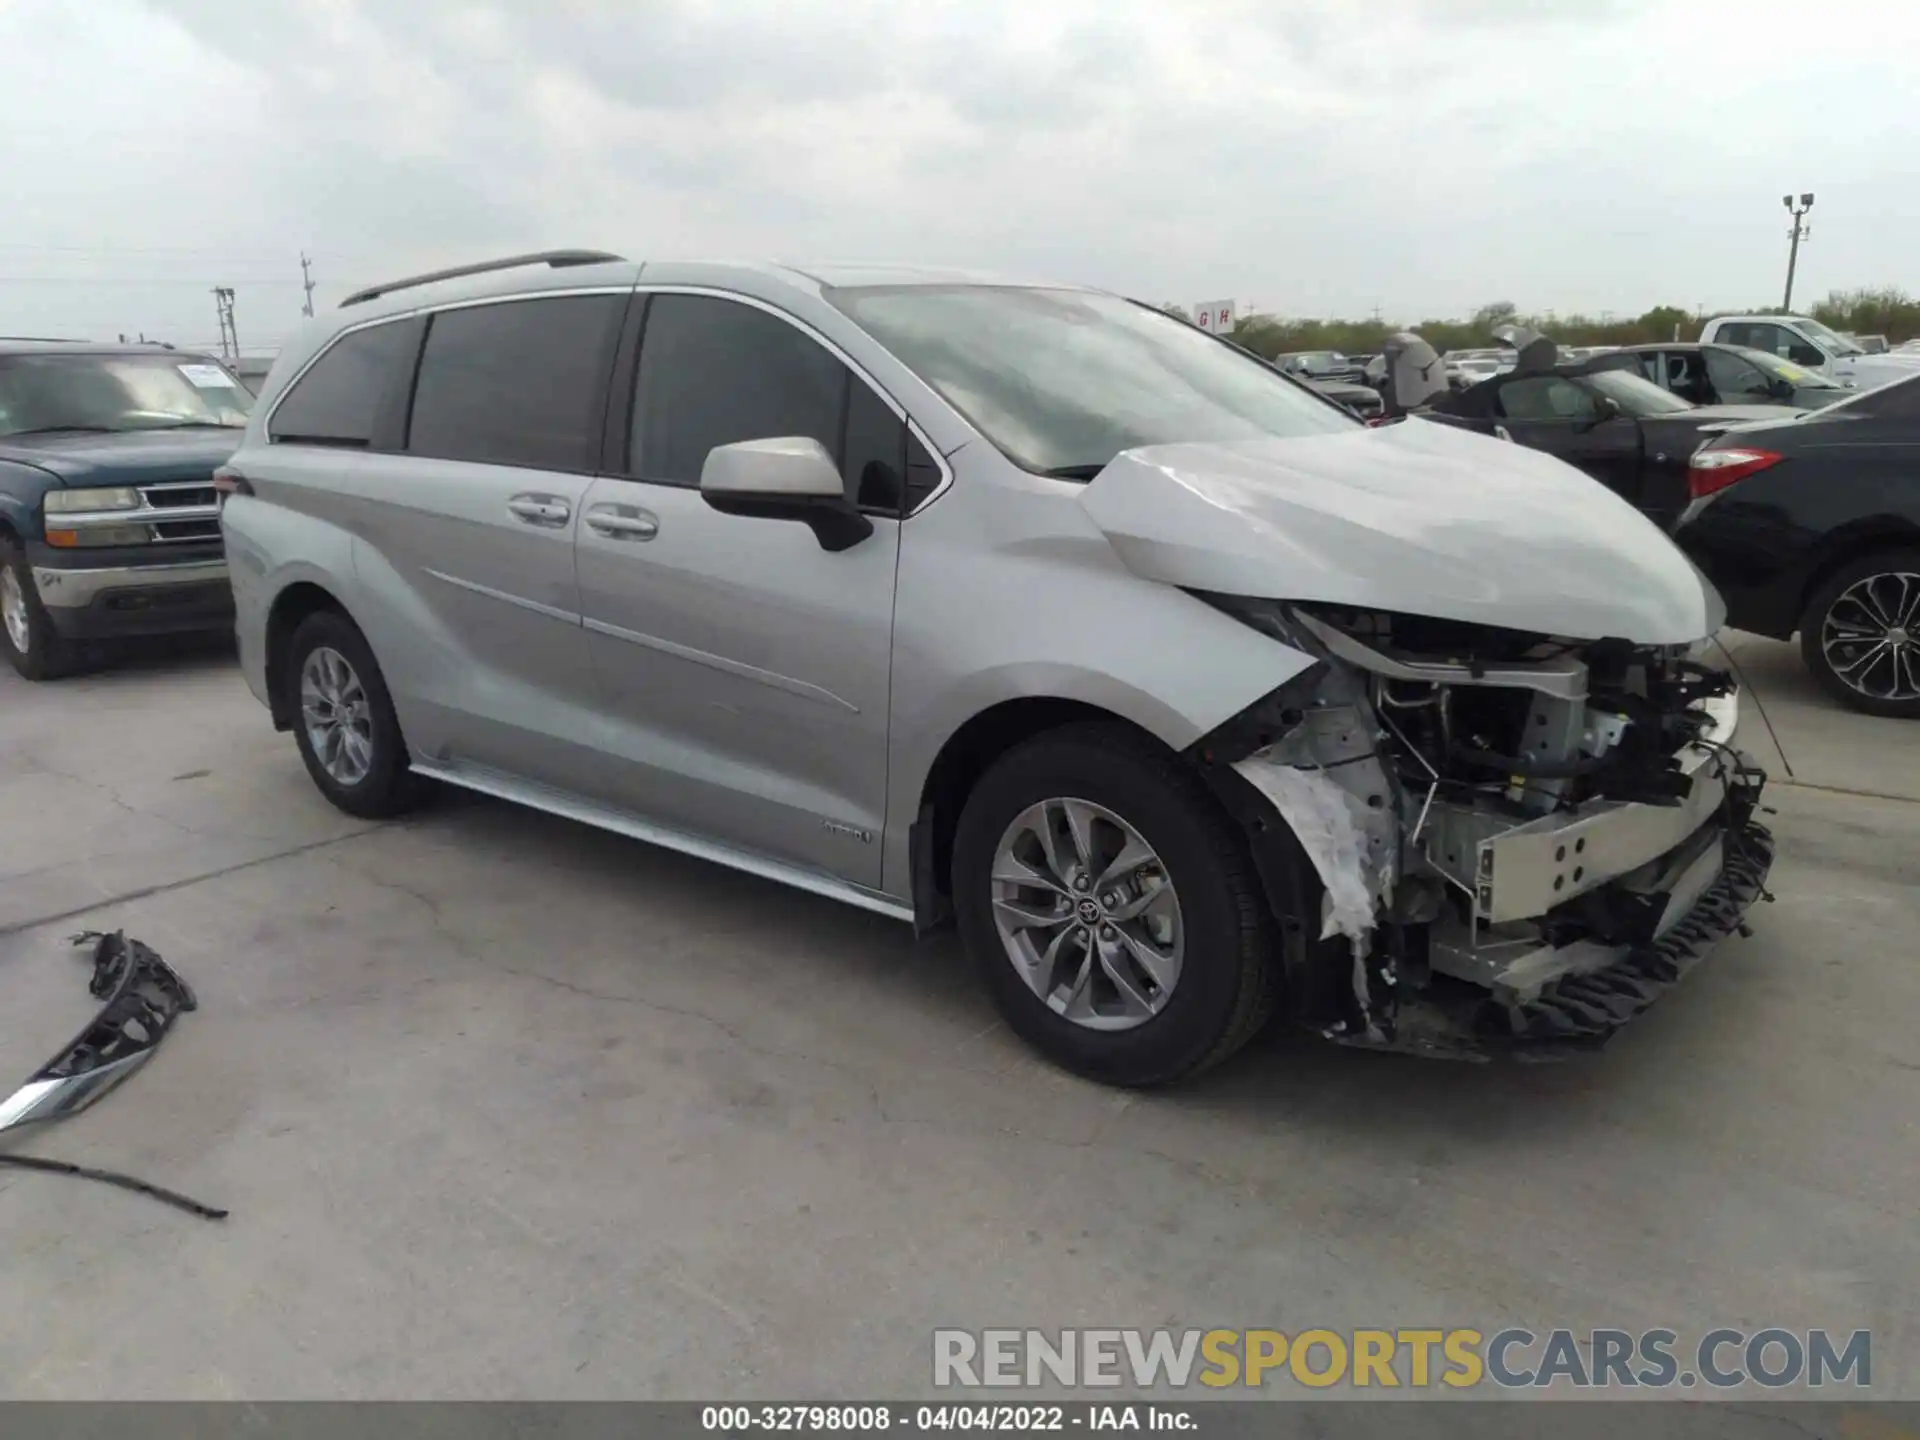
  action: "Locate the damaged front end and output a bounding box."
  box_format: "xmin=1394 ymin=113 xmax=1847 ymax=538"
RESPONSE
xmin=1188 ymin=598 xmax=1774 ymax=1060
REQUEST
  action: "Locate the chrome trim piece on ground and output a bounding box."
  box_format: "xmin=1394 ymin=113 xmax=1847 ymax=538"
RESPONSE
xmin=410 ymin=760 xmax=915 ymax=922
xmin=0 ymin=931 xmax=199 ymax=1136
xmin=29 ymin=559 xmax=230 ymax=608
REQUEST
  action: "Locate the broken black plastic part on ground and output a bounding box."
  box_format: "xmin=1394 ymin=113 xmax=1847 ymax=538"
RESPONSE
xmin=42 ymin=929 xmax=198 ymax=1084
xmin=0 ymin=931 xmax=226 ymax=1219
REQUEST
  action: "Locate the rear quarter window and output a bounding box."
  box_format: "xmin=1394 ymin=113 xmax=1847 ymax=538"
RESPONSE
xmin=269 ymin=319 xmax=423 ymax=447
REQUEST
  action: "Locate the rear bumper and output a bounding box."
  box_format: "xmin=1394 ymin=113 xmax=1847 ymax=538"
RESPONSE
xmin=31 ymin=556 xmax=233 ymax=640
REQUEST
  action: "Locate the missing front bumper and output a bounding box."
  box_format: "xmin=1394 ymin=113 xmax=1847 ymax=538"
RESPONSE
xmin=1337 ymin=812 xmax=1774 ymax=1061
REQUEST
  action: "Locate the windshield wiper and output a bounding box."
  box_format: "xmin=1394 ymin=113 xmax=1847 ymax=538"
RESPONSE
xmin=2 ymin=425 xmax=119 ymax=437
xmin=144 ymin=420 xmax=244 ymax=430
xmin=1040 ymin=463 xmax=1110 ymax=480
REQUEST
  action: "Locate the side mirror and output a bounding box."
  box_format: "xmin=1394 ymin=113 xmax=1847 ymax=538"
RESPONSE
xmin=699 ymin=437 xmax=873 ymax=552
xmin=1768 ymin=376 xmax=1796 ymax=401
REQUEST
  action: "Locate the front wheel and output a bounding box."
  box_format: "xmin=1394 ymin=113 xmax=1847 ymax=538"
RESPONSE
xmin=0 ymin=537 xmax=82 ymax=680
xmin=952 ymin=724 xmax=1279 ymax=1086
xmin=285 ymin=610 xmax=428 ymax=817
xmin=1800 ymin=549 xmax=1920 ymax=719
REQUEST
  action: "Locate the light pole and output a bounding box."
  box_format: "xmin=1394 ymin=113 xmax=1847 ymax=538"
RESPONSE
xmin=1782 ymin=192 xmax=1814 ymax=312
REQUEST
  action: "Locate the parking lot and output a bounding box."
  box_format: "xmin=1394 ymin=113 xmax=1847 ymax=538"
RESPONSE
xmin=1 ymin=633 xmax=1916 ymax=1400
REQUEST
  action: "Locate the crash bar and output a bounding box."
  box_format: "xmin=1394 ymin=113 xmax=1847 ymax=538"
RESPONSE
xmin=338 ymin=250 xmax=629 ymax=309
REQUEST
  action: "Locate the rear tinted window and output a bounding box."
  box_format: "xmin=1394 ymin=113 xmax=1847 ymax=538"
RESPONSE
xmin=270 ymin=320 xmax=420 ymax=447
xmin=1825 ymin=371 xmax=1920 ymax=420
xmin=407 ymin=294 xmax=624 ymax=470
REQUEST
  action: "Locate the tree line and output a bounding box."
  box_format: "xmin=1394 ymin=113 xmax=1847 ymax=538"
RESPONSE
xmin=1207 ymin=287 xmax=1920 ymax=361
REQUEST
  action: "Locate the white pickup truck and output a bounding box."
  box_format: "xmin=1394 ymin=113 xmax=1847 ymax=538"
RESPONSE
xmin=1699 ymin=314 xmax=1920 ymax=391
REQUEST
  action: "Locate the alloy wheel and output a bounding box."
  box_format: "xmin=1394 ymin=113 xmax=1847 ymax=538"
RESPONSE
xmin=1 ymin=565 xmax=30 ymax=655
xmin=1821 ymin=570 xmax=1920 ymax=703
xmin=989 ymin=797 xmax=1184 ymax=1031
xmin=300 ymin=645 xmax=375 ymax=785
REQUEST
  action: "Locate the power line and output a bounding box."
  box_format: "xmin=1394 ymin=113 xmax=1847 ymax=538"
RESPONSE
xmin=0 ymin=241 xmax=373 ymax=261
xmin=0 ymin=276 xmax=308 ymax=286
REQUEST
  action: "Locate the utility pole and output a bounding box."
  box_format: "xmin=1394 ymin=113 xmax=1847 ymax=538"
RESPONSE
xmin=212 ymin=287 xmax=239 ymax=362
xmin=1782 ymin=192 xmax=1814 ymax=312
xmin=300 ymin=252 xmax=317 ymax=318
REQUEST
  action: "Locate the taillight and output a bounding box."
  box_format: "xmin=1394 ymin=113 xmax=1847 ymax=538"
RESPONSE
xmin=1687 ymin=446 xmax=1782 ymax=499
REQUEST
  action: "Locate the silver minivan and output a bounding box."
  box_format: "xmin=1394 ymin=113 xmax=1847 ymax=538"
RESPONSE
xmin=221 ymin=252 xmax=1774 ymax=1083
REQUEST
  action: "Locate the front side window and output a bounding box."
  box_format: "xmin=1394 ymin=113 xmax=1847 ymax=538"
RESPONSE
xmin=1582 ymin=367 xmax=1695 ymax=415
xmin=270 ymin=320 xmax=421 ymax=447
xmin=824 ymin=285 xmax=1353 ymax=478
xmin=630 ymin=293 xmax=922 ymax=513
xmin=1793 ymin=317 xmax=1861 ymax=356
xmin=1496 ymin=376 xmax=1600 ymax=422
xmin=407 ymin=294 xmax=624 ymax=471
xmin=0 ymin=352 xmax=251 ymax=438
xmin=1704 ymin=348 xmax=1771 ymax=400
xmin=1736 ymin=323 xmax=1825 ymax=367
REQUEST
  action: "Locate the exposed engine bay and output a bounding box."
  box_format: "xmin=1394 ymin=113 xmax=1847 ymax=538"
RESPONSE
xmin=1189 ymin=597 xmax=1775 ymax=1059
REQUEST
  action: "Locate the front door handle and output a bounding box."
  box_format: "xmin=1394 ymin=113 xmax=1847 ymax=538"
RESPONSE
xmin=585 ymin=505 xmax=659 ymax=541
xmin=508 ymin=494 xmax=572 ymax=527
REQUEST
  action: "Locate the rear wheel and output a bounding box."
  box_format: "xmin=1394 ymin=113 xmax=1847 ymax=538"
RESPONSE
xmin=1800 ymin=549 xmax=1920 ymax=719
xmin=0 ymin=537 xmax=81 ymax=681
xmin=952 ymin=724 xmax=1279 ymax=1086
xmin=285 ymin=610 xmax=427 ymax=817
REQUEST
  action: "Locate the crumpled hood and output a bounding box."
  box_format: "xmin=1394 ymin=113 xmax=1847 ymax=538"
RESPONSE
xmin=1078 ymin=419 xmax=1724 ymax=645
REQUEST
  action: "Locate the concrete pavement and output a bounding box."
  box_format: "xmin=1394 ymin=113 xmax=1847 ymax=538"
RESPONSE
xmin=0 ymin=634 xmax=1915 ymax=1402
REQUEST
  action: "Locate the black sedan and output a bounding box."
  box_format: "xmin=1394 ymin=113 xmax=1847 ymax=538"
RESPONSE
xmin=1427 ymin=349 xmax=1788 ymax=529
xmin=1677 ymin=373 xmax=1920 ymax=718
xmin=1619 ymin=342 xmax=1849 ymax=412
xmin=1302 ymin=376 xmax=1384 ymax=419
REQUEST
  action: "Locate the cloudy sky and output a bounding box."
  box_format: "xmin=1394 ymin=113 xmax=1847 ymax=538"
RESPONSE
xmin=3 ymin=0 xmax=1916 ymax=352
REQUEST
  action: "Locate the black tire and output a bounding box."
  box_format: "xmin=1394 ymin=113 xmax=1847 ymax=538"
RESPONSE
xmin=0 ymin=535 xmax=83 ymax=681
xmin=1799 ymin=548 xmax=1920 ymax=720
xmin=952 ymin=723 xmax=1279 ymax=1087
xmin=284 ymin=609 xmax=427 ymax=817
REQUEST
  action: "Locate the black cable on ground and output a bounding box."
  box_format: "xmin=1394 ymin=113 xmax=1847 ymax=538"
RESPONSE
xmin=0 ymin=1151 xmax=229 ymax=1220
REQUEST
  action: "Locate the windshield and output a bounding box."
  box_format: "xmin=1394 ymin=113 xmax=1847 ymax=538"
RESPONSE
xmin=1793 ymin=318 xmax=1862 ymax=357
xmin=0 ymin=352 xmax=252 ymax=438
xmin=825 ymin=285 xmax=1355 ymax=476
xmin=1736 ymin=347 xmax=1842 ymax=389
xmin=1583 ymin=367 xmax=1695 ymax=415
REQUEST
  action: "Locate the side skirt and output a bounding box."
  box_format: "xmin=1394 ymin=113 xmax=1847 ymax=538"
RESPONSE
xmin=410 ymin=759 xmax=916 ymax=924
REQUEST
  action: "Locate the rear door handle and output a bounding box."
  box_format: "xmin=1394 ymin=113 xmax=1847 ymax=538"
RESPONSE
xmin=585 ymin=505 xmax=659 ymax=541
xmin=508 ymin=494 xmax=572 ymax=527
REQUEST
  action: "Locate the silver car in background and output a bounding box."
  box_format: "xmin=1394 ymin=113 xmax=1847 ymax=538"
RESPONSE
xmin=220 ymin=252 xmax=1773 ymax=1084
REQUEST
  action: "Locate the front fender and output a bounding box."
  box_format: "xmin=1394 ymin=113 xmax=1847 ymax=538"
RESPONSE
xmin=0 ymin=459 xmax=56 ymax=539
xmin=881 ymin=488 xmax=1315 ymax=898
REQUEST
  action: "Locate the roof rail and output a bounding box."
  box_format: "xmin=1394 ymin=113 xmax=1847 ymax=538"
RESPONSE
xmin=339 ymin=250 xmax=628 ymax=309
xmin=0 ymin=335 xmax=89 ymax=343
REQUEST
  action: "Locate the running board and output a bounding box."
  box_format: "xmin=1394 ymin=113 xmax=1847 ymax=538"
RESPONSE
xmin=409 ymin=760 xmax=915 ymax=924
